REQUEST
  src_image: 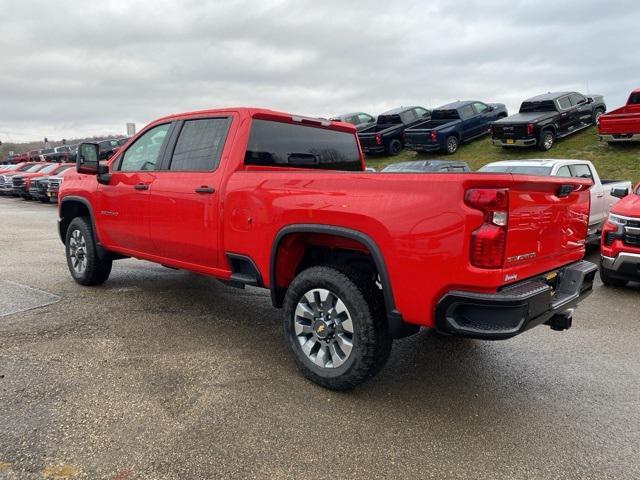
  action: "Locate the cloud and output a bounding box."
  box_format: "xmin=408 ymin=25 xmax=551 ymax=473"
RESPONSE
xmin=1 ymin=0 xmax=639 ymax=141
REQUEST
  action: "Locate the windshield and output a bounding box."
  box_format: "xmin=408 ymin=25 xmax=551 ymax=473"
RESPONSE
xmin=479 ymin=165 xmax=553 ymax=175
xmin=519 ymin=100 xmax=557 ymax=113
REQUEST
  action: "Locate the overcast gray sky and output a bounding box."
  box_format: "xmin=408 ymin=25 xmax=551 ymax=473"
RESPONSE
xmin=1 ymin=0 xmax=639 ymax=142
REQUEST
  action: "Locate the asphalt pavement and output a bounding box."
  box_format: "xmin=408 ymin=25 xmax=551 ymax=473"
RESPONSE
xmin=0 ymin=196 xmax=638 ymax=479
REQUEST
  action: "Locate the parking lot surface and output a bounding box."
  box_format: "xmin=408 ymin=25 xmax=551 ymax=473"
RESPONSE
xmin=0 ymin=197 xmax=639 ymax=479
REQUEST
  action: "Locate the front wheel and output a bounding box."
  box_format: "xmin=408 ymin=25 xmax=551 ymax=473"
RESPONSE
xmin=593 ymin=108 xmax=605 ymax=124
xmin=283 ymin=266 xmax=391 ymax=390
xmin=65 ymin=217 xmax=112 ymax=286
xmin=538 ymin=130 xmax=555 ymax=151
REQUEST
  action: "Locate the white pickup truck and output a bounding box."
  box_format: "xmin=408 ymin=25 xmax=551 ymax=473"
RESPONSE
xmin=479 ymin=159 xmax=632 ymax=243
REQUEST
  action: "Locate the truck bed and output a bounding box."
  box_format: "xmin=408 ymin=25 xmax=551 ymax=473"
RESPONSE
xmin=598 ymin=104 xmax=640 ymax=135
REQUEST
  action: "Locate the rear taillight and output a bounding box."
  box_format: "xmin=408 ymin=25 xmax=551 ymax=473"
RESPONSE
xmin=465 ymin=188 xmax=509 ymax=269
xmin=375 ymin=134 xmax=382 ymax=145
xmin=526 ymin=124 xmax=534 ymax=136
xmin=429 ymin=131 xmax=437 ymax=142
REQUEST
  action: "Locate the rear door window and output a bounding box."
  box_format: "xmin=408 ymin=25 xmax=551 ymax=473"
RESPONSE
xmin=570 ymin=164 xmax=594 ymax=179
xmin=245 ymin=119 xmax=361 ymax=171
xmin=168 ymin=118 xmax=230 ymax=171
xmin=556 ymin=166 xmax=572 ymax=177
xmin=459 ymin=105 xmax=476 ymax=119
xmin=399 ymin=110 xmax=417 ymax=124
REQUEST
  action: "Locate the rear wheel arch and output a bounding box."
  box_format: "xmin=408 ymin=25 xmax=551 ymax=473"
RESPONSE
xmin=269 ymin=225 xmax=414 ymax=338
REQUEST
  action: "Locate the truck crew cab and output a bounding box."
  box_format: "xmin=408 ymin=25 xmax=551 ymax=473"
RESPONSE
xmin=491 ymin=92 xmax=606 ymax=151
xmin=59 ymin=107 xmax=597 ymax=390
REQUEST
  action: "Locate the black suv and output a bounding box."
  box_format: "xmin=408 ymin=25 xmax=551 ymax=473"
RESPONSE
xmin=490 ymin=92 xmax=606 ymax=151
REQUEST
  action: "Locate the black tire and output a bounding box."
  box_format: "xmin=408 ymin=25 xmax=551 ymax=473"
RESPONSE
xmin=65 ymin=217 xmax=112 ymax=286
xmin=538 ymin=129 xmax=555 ymax=151
xmin=386 ymin=139 xmax=403 ymax=156
xmin=443 ymin=135 xmax=459 ymax=155
xmin=39 ymin=197 xmax=49 ymax=203
xmin=283 ymin=265 xmax=391 ymax=390
xmin=593 ymin=108 xmax=605 ymax=124
xmin=599 ymin=262 xmax=627 ymax=288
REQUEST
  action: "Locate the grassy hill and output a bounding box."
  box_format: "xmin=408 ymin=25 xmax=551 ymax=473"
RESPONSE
xmin=364 ymin=126 xmax=640 ymax=183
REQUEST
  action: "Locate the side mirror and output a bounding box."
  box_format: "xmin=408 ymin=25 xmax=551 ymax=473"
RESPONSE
xmin=611 ymin=187 xmax=629 ymax=199
xmin=77 ymin=143 xmax=99 ymax=174
xmin=587 ymin=97 xmax=593 ymax=104
xmin=487 ymin=105 xmax=495 ymax=112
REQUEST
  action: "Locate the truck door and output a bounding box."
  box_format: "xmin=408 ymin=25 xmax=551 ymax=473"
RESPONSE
xmin=570 ymin=163 xmax=603 ymax=230
xmin=569 ymin=93 xmax=593 ymax=127
xmin=472 ymin=102 xmax=492 ymax=137
xmin=147 ymin=116 xmax=232 ymax=268
xmin=97 ymin=123 xmax=172 ymax=253
xmin=459 ymin=104 xmax=477 ymax=140
xmin=556 ymin=95 xmax=576 ymax=134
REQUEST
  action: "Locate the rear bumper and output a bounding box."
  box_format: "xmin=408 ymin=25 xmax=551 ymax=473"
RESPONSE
xmin=435 ymin=260 xmax=597 ymax=339
xmin=601 ymin=252 xmax=640 ymax=279
xmin=406 ymin=143 xmax=440 ymax=152
xmin=492 ymin=137 xmax=537 ymax=147
xmin=361 ymin=145 xmax=385 ymax=154
xmin=598 ymin=133 xmax=640 ymax=142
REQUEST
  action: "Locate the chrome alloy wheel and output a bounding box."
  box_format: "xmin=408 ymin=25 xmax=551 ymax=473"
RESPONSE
xmin=294 ymin=288 xmax=354 ymax=369
xmin=447 ymin=136 xmax=458 ymax=153
xmin=543 ymin=132 xmax=554 ymax=150
xmin=68 ymin=229 xmax=87 ymax=275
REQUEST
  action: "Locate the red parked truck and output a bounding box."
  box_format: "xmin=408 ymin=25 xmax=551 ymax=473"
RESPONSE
xmin=600 ymin=183 xmax=640 ymax=286
xmin=598 ymin=88 xmax=640 ymax=144
xmin=59 ymin=107 xmax=597 ymax=389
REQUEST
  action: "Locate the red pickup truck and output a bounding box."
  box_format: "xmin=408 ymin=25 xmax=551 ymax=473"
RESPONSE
xmin=59 ymin=107 xmax=597 ymax=389
xmin=600 ymin=183 xmax=640 ymax=286
xmin=598 ymin=88 xmax=640 ymax=143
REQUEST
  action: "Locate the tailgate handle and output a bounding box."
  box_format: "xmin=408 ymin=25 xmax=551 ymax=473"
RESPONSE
xmin=556 ymin=184 xmax=574 ymax=198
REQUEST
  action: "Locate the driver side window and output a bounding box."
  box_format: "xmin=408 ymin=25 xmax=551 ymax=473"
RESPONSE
xmin=118 ymin=123 xmax=171 ymax=172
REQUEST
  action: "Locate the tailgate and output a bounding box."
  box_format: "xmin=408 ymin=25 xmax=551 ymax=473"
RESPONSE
xmin=599 ymin=113 xmax=640 ymax=134
xmin=501 ymin=176 xmax=591 ymax=283
xmin=357 ymin=133 xmax=377 ymax=148
xmin=405 ymin=129 xmax=431 ymax=145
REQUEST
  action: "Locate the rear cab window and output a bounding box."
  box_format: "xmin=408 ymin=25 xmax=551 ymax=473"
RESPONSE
xmin=244 ymin=119 xmax=362 ymax=171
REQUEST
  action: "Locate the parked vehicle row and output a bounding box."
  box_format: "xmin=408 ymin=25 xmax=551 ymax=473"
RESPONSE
xmin=1 ymin=138 xmax=128 ymax=165
xmin=330 ymin=88 xmax=640 ymax=156
xmin=0 ymin=161 xmax=74 ymax=202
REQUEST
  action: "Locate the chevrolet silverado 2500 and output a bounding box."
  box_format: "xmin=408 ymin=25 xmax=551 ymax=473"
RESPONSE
xmin=59 ymin=107 xmax=597 ymax=389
